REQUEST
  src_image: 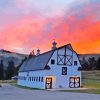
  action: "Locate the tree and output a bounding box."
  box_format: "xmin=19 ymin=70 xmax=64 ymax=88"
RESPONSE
xmin=0 ymin=60 xmax=4 ymax=80
xmin=96 ymin=57 xmax=100 ymax=70
xmin=88 ymin=57 xmax=97 ymax=70
xmin=15 ymin=57 xmax=27 ymax=75
xmin=6 ymin=60 xmax=16 ymax=80
xmin=81 ymin=57 xmax=89 ymax=70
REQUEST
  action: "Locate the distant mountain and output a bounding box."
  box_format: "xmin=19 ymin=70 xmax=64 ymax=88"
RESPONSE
xmin=0 ymin=49 xmax=28 ymax=70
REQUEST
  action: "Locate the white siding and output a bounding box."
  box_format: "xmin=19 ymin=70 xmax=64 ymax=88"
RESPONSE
xmin=47 ymin=46 xmax=81 ymax=88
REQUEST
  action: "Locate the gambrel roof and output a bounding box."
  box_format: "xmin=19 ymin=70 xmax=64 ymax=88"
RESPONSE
xmin=19 ymin=50 xmax=54 ymax=72
xmin=19 ymin=44 xmax=74 ymax=72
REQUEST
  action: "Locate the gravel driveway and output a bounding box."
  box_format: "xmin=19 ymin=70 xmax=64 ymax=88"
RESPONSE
xmin=0 ymin=84 xmax=100 ymax=100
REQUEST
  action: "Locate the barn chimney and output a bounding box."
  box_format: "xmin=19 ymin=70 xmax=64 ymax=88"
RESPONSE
xmin=36 ymin=49 xmax=40 ymax=56
xmin=52 ymin=40 xmax=57 ymax=50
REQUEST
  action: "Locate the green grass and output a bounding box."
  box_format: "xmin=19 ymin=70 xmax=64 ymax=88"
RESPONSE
xmin=82 ymin=78 xmax=100 ymax=89
xmin=62 ymin=70 xmax=100 ymax=94
xmin=0 ymin=80 xmax=17 ymax=83
xmin=82 ymin=71 xmax=100 ymax=89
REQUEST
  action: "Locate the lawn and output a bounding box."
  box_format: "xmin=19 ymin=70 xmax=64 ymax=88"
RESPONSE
xmin=62 ymin=70 xmax=100 ymax=94
xmin=82 ymin=70 xmax=100 ymax=89
xmin=0 ymin=80 xmax=17 ymax=83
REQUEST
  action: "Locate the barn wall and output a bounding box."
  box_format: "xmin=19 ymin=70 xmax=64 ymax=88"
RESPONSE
xmin=47 ymin=46 xmax=81 ymax=88
xmin=18 ymin=70 xmax=49 ymax=89
xmin=18 ymin=45 xmax=81 ymax=89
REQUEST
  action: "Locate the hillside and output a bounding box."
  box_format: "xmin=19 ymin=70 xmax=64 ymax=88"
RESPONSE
xmin=0 ymin=49 xmax=28 ymax=70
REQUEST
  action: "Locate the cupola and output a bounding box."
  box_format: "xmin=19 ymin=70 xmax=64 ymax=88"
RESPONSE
xmin=52 ymin=40 xmax=57 ymax=50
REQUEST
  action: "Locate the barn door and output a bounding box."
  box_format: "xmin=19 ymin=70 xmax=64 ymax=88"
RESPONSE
xmin=69 ymin=77 xmax=80 ymax=88
xmin=45 ymin=78 xmax=52 ymax=89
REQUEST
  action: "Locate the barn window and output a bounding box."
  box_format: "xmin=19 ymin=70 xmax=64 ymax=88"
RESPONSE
xmin=51 ymin=59 xmax=55 ymax=64
xmin=62 ymin=67 xmax=67 ymax=75
xmin=41 ymin=77 xmax=43 ymax=82
xmin=74 ymin=61 xmax=77 ymax=66
xmin=39 ymin=77 xmax=40 ymax=82
xmin=32 ymin=77 xmax=33 ymax=81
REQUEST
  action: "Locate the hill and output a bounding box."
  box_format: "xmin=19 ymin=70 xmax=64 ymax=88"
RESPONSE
xmin=0 ymin=49 xmax=28 ymax=70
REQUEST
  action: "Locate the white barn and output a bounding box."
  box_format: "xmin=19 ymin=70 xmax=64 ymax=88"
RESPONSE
xmin=18 ymin=42 xmax=82 ymax=89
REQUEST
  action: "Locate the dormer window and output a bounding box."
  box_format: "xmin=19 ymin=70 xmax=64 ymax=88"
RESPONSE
xmin=51 ymin=59 xmax=55 ymax=64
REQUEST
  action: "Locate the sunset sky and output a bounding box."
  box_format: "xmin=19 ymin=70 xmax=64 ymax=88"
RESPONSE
xmin=0 ymin=0 xmax=100 ymax=54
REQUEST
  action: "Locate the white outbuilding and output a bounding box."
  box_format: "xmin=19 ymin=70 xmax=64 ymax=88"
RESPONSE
xmin=18 ymin=42 xmax=82 ymax=89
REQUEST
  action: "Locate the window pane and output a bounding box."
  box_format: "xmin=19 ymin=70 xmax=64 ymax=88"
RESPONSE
xmin=51 ymin=59 xmax=55 ymax=64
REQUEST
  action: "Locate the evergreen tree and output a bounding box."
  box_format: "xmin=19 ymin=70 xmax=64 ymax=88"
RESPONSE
xmin=0 ymin=60 xmax=4 ymax=80
xmin=81 ymin=57 xmax=89 ymax=70
xmin=6 ymin=60 xmax=16 ymax=80
xmin=88 ymin=57 xmax=97 ymax=70
xmin=16 ymin=57 xmax=27 ymax=75
xmin=96 ymin=57 xmax=100 ymax=70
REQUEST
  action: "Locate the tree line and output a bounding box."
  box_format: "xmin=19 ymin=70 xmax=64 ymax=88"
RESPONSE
xmin=81 ymin=57 xmax=100 ymax=70
xmin=0 ymin=57 xmax=27 ymax=80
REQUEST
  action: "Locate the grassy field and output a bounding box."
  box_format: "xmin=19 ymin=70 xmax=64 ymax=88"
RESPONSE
xmin=82 ymin=71 xmax=100 ymax=89
xmin=62 ymin=70 xmax=100 ymax=94
xmin=0 ymin=80 xmax=17 ymax=83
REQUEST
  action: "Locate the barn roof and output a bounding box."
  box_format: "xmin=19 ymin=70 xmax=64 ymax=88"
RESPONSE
xmin=19 ymin=50 xmax=54 ymax=72
xmin=19 ymin=44 xmax=74 ymax=72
